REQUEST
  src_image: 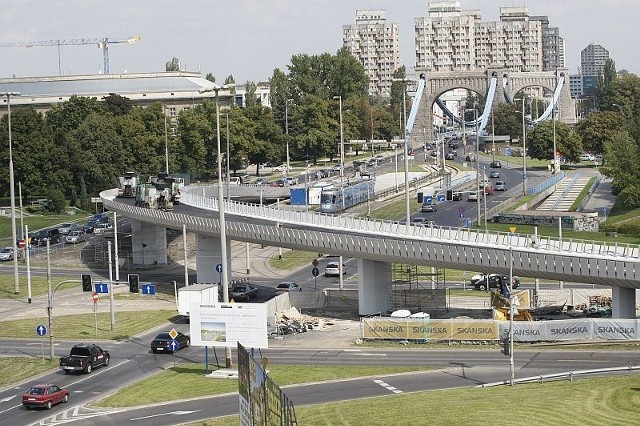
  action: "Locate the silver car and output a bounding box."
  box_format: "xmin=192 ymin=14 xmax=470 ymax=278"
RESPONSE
xmin=65 ymin=230 xmax=86 ymax=244
xmin=0 ymin=247 xmax=14 ymax=261
xmin=494 ymin=181 xmax=506 ymax=191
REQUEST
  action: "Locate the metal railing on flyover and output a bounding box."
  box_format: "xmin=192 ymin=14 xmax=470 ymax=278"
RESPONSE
xmin=177 ymin=186 xmax=639 ymax=259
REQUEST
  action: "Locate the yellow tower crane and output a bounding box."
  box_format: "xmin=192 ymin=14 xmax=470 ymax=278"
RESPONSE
xmin=0 ymin=35 xmax=141 ymax=75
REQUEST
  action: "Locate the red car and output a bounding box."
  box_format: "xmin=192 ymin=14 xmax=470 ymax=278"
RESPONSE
xmin=22 ymin=384 xmax=69 ymax=410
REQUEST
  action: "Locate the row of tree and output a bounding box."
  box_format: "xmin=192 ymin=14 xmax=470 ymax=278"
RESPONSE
xmin=1 ymin=52 xmax=638 ymax=210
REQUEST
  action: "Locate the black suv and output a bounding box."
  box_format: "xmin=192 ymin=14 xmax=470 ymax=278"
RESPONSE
xmin=30 ymin=228 xmax=61 ymax=246
xmin=472 ymin=274 xmax=520 ymax=291
xmin=85 ymin=213 xmax=110 ymax=233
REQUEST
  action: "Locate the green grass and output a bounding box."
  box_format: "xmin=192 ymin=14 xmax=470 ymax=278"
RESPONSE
xmin=0 ymin=214 xmax=89 ymax=244
xmin=0 ymin=310 xmax=178 ymax=340
xmin=0 ymin=275 xmax=78 ymax=300
xmin=184 ymin=374 xmax=640 ymax=426
xmin=95 ymin=364 xmax=433 ymax=408
xmin=0 ymin=357 xmax=59 ymax=388
xmin=268 ymin=249 xmax=320 ymax=271
xmin=569 ymin=176 xmax=597 ymax=211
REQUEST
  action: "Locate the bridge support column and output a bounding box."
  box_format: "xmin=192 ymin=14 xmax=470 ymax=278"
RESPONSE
xmin=195 ymin=234 xmax=232 ymax=285
xmin=612 ymin=287 xmax=637 ymax=319
xmin=131 ymin=219 xmax=167 ymax=266
xmin=358 ymin=259 xmax=392 ymax=316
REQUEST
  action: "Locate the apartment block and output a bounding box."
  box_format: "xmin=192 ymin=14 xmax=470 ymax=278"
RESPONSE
xmin=343 ymin=10 xmax=401 ymax=96
xmin=581 ymin=43 xmax=609 ymax=77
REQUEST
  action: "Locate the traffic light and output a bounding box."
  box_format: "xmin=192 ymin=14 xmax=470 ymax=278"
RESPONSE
xmin=128 ymin=274 xmax=139 ymax=293
xmin=417 ymin=192 xmax=424 ymax=203
xmin=446 ymin=190 xmax=453 ymax=201
xmin=81 ymin=274 xmax=92 ymax=292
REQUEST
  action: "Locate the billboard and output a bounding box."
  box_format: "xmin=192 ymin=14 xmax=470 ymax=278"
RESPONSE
xmin=189 ymin=303 xmax=268 ymax=349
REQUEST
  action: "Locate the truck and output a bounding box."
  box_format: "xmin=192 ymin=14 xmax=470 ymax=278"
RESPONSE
xmin=135 ymin=183 xmax=174 ymax=211
xmin=117 ymin=171 xmax=138 ymax=198
xmin=59 ymin=343 xmax=110 ymax=374
xmin=178 ymin=283 xmax=219 ymax=321
xmin=148 ymin=173 xmax=184 ymax=205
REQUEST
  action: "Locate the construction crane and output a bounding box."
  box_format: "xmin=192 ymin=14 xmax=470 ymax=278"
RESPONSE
xmin=0 ymin=35 xmax=141 ymax=75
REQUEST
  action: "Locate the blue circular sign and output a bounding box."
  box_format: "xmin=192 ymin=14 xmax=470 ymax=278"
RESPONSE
xmin=36 ymin=324 xmax=47 ymax=336
xmin=215 ymin=263 xmax=223 ymax=273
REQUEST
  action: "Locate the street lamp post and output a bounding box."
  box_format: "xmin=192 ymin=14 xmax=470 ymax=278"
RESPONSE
xmin=515 ymin=98 xmax=527 ymax=195
xmin=552 ymin=95 xmax=557 ymax=175
xmin=466 ymin=105 xmax=480 ymax=226
xmin=333 ymin=96 xmax=345 ymax=191
xmin=199 ymin=83 xmax=234 ymax=368
xmin=2 ymin=91 xmax=21 ymax=294
xmin=285 ymin=98 xmax=293 ymax=173
xmin=163 ymin=106 xmax=170 ymax=174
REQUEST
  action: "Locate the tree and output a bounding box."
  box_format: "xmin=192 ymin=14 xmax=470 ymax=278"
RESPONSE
xmin=526 ymin=120 xmax=583 ymax=164
xmin=602 ymin=131 xmax=640 ymax=206
xmin=165 ymin=57 xmax=180 ymax=71
xmin=597 ymin=58 xmax=617 ymax=105
xmin=244 ymin=81 xmax=258 ymax=107
xmin=103 ymin=94 xmax=133 ymax=116
xmin=205 ymin=73 xmax=215 ymax=83
xmin=490 ymin=103 xmax=521 ymax=140
xmin=574 ymin=111 xmax=625 ymax=154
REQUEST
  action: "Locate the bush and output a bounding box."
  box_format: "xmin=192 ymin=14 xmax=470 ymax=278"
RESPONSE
xmin=45 ymin=190 xmax=66 ymax=213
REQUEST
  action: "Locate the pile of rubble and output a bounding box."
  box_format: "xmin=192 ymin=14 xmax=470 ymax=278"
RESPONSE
xmin=273 ymin=307 xmax=335 ymax=335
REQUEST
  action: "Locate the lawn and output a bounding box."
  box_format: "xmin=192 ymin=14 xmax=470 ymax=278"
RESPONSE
xmin=95 ymin=364 xmax=434 ymax=408
xmin=0 ymin=275 xmax=78 ymax=300
xmin=187 ymin=374 xmax=640 ymax=426
xmin=0 ymin=310 xmax=178 ymax=340
xmin=0 ymin=357 xmax=59 ymax=388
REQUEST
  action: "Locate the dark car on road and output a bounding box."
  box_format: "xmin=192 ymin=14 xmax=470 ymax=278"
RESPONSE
xmin=151 ymin=331 xmax=190 ymax=353
xmin=230 ymin=284 xmax=258 ymax=301
xmin=490 ymin=160 xmax=502 ymax=168
xmin=22 ymin=384 xmax=69 ymax=410
xmin=30 ymin=228 xmax=61 ymax=246
xmin=471 ymin=274 xmax=520 ymax=291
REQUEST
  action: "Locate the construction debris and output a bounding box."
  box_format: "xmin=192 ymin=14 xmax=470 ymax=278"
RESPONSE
xmin=274 ymin=307 xmax=335 ymax=335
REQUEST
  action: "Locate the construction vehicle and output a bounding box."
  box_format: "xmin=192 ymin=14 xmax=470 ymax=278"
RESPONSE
xmin=148 ymin=173 xmax=184 ymax=205
xmin=117 ymin=172 xmax=138 ymax=198
xmin=135 ymin=183 xmax=173 ymax=211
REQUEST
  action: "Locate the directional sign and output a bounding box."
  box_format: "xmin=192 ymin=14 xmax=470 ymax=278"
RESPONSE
xmin=94 ymin=282 xmax=109 ymax=293
xmin=424 ymin=195 xmax=433 ymax=204
xmin=458 ymin=207 xmax=465 ymax=215
xmin=36 ymin=324 xmax=47 ymax=336
xmin=141 ymin=283 xmax=156 ymax=295
xmin=169 ymin=340 xmax=180 ymax=352
xmin=465 ymin=218 xmax=473 ymax=228
xmin=215 ymin=263 xmax=223 ymax=273
xmin=92 ymin=292 xmax=99 ymax=303
xmin=436 ymin=194 xmax=446 ymax=202
xmin=312 ymin=267 xmax=319 ymax=277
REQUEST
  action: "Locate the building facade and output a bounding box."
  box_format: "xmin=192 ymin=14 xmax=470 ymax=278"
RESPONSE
xmin=343 ymin=9 xmax=401 ymax=97
xmin=414 ymin=1 xmax=562 ymax=73
xmin=580 ymin=43 xmax=609 ymax=77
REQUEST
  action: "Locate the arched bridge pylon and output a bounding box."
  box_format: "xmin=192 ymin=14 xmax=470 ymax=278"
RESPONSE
xmin=410 ymin=67 xmax=576 ymax=143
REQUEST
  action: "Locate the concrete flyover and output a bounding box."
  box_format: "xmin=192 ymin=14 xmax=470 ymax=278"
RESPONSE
xmin=412 ymin=67 xmax=576 ymax=143
xmin=101 ymin=185 xmax=639 ymax=319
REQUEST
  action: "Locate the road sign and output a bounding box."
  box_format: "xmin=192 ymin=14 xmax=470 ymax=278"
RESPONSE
xmin=169 ymin=328 xmax=178 ymax=340
xmin=141 ymin=283 xmax=156 ymax=295
xmin=92 ymin=292 xmax=99 ymax=303
xmin=36 ymin=324 xmax=47 ymax=336
xmin=505 ymin=147 xmax=511 ymax=156
xmin=312 ymin=258 xmax=319 ymax=268
xmin=458 ymin=207 xmax=465 ymax=215
xmin=509 ymin=226 xmax=517 ymax=233
xmin=436 ymin=194 xmax=446 ymax=202
xmin=94 ymin=282 xmax=108 ymax=293
xmin=465 ymin=218 xmax=473 ymax=228
xmin=312 ymin=267 xmax=319 ymax=277
xmin=90 ymin=197 xmax=101 ymax=203
xmin=215 ymin=263 xmax=223 ymax=273
xmin=424 ymin=195 xmax=433 ymax=204
xmin=17 ymin=239 xmax=25 ymax=248
xmin=169 ymin=340 xmax=180 ymax=352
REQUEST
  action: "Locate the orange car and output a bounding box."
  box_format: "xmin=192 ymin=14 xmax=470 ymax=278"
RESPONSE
xmin=22 ymin=384 xmax=69 ymax=410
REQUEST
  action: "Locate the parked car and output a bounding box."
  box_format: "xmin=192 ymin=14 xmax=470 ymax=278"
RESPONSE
xmin=332 ymin=164 xmax=343 ymax=172
xmin=230 ymin=285 xmax=258 ymax=301
xmin=151 ymin=331 xmax=190 ymax=353
xmin=411 ymin=217 xmax=427 ymax=226
xmin=93 ymin=223 xmax=113 ymax=235
xmin=579 ymin=153 xmax=595 ymax=162
xmin=467 ymin=191 xmax=479 ymax=201
xmin=273 ymin=164 xmax=291 ymax=172
xmin=318 ymin=169 xmax=332 ymax=178
xmin=452 ymin=191 xmax=463 ymax=201
xmin=445 ymin=153 xmax=455 ymax=160
xmin=22 ymin=384 xmax=69 ymax=410
xmin=490 ymin=160 xmax=502 ymax=168
xmin=65 ymin=230 xmax=86 ymax=244
xmin=284 ymin=176 xmax=298 ymax=185
xmin=230 ymin=173 xmax=251 ymax=184
xmin=324 ymin=261 xmax=347 ymax=277
xmin=57 ymin=223 xmax=78 ymax=235
xmin=494 ymin=181 xmax=506 ymax=191
xmin=85 ymin=214 xmax=109 ymax=233
xmin=0 ymin=247 xmax=14 ymax=261
xmin=421 ymin=203 xmax=438 ymax=212
xmin=275 ymin=282 xmax=301 ymax=294
xmin=490 ymin=170 xmax=500 ymax=178
xmin=471 ymin=274 xmax=520 ymax=291
xmin=254 ymin=177 xmax=268 ymax=186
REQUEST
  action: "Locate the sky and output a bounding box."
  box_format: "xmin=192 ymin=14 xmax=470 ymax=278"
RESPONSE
xmin=0 ymin=0 xmax=637 ymax=84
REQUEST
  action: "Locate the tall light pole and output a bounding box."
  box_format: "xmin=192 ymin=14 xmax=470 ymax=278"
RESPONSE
xmin=285 ymin=98 xmax=293 ymax=173
xmin=392 ymin=78 xmax=412 ymax=225
xmin=2 ymin=91 xmax=21 ymax=294
xmin=552 ymin=95 xmax=557 ymax=175
xmin=163 ymin=106 xmax=170 ymax=174
xmin=226 ymin=113 xmax=230 ymax=201
xmin=515 ymin=97 xmax=527 ymax=195
xmin=466 ymin=105 xmax=480 ymax=226
xmin=333 ymin=95 xmax=345 ymax=192
xmin=199 ymin=83 xmax=234 ymax=368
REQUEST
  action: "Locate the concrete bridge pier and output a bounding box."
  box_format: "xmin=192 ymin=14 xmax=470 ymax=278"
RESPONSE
xmin=131 ymin=219 xmax=167 ymax=266
xmin=612 ymin=287 xmax=637 ymax=319
xmin=358 ymin=259 xmax=393 ymax=316
xmin=195 ymin=234 xmax=232 ymax=285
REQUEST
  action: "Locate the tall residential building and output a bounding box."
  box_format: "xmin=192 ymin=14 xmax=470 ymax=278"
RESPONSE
xmin=343 ymin=10 xmax=401 ymax=96
xmin=581 ymin=43 xmax=609 ymax=76
xmin=414 ymin=2 xmax=563 ymax=73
